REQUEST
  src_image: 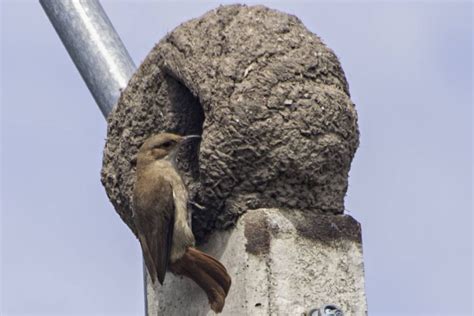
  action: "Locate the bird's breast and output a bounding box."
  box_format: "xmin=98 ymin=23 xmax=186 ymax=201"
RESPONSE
xmin=152 ymin=160 xmax=189 ymax=224
xmin=151 ymin=161 xmax=195 ymax=261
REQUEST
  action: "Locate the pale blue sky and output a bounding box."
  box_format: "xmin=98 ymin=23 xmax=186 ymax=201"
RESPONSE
xmin=1 ymin=1 xmax=472 ymax=315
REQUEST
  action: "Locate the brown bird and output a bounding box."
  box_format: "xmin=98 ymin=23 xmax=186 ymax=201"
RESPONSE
xmin=133 ymin=133 xmax=231 ymax=313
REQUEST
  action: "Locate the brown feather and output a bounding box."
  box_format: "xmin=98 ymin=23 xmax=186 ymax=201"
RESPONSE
xmin=170 ymin=247 xmax=232 ymax=313
xmin=133 ymin=175 xmax=175 ymax=285
xmin=187 ymin=247 xmax=232 ymax=295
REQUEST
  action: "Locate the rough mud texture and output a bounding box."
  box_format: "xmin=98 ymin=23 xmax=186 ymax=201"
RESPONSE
xmin=101 ymin=5 xmax=359 ymax=240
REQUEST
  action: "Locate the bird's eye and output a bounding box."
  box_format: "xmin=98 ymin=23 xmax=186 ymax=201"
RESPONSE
xmin=161 ymin=141 xmax=174 ymax=148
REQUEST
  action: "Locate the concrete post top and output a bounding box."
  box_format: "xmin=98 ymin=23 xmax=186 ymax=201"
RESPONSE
xmin=101 ymin=4 xmax=359 ymax=240
xmin=153 ymin=208 xmax=367 ymax=315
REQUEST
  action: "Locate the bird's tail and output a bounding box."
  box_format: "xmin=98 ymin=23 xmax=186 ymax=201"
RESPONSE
xmin=170 ymin=247 xmax=232 ymax=313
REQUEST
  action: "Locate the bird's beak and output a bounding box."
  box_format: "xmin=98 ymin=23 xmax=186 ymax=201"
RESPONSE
xmin=182 ymin=135 xmax=201 ymax=142
xmin=167 ymin=135 xmax=201 ymax=163
xmin=178 ymin=135 xmax=201 ymax=149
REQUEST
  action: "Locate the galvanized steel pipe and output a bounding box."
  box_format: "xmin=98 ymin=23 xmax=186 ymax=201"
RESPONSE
xmin=39 ymin=1 xmax=148 ymax=314
xmin=40 ymin=0 xmax=136 ymax=117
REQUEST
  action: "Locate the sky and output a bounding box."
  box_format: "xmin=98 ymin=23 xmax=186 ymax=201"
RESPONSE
xmin=1 ymin=1 xmax=472 ymax=315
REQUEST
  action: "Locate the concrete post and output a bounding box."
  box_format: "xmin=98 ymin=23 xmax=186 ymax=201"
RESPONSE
xmin=156 ymin=209 xmax=366 ymax=315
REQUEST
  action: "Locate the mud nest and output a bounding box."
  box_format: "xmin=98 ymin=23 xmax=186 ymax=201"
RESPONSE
xmin=101 ymin=5 xmax=359 ymax=241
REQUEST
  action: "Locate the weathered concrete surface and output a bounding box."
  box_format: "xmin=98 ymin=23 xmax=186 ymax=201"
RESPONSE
xmin=151 ymin=209 xmax=367 ymax=315
xmin=100 ymin=4 xmax=359 ymax=241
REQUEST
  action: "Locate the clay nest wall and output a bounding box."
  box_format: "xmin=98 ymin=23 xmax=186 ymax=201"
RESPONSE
xmin=101 ymin=5 xmax=359 ymax=241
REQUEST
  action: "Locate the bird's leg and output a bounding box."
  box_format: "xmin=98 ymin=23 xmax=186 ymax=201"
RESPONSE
xmin=189 ymin=200 xmax=205 ymax=210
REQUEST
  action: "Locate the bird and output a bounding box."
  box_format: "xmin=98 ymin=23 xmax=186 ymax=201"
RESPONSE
xmin=132 ymin=132 xmax=231 ymax=313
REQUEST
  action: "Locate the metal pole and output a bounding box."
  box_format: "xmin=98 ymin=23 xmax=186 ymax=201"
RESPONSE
xmin=39 ymin=1 xmax=148 ymax=314
xmin=40 ymin=0 xmax=136 ymax=117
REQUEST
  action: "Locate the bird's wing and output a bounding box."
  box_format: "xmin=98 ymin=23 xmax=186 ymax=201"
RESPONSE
xmin=133 ymin=177 xmax=175 ymax=285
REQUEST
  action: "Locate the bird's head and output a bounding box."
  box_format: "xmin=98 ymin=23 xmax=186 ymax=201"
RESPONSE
xmin=135 ymin=133 xmax=200 ymax=168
